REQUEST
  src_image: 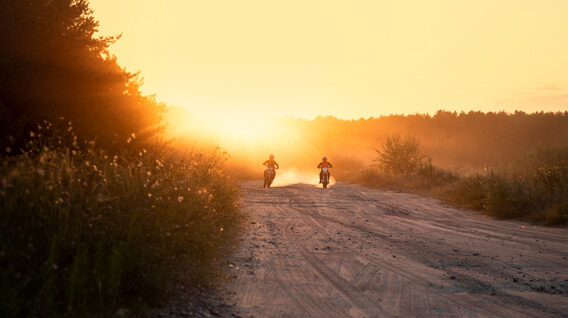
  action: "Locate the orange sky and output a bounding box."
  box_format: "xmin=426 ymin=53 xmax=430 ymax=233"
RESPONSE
xmin=90 ymin=0 xmax=568 ymax=123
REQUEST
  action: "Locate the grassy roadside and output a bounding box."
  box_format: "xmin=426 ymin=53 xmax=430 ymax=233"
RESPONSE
xmin=353 ymin=145 xmax=568 ymax=226
xmin=0 ymin=120 xmax=245 ymax=317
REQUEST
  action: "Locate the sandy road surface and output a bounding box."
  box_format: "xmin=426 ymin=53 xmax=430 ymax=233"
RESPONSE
xmin=225 ymin=181 xmax=568 ymax=318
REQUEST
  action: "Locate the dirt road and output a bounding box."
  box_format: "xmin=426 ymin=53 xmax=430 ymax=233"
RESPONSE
xmin=225 ymin=181 xmax=568 ymax=318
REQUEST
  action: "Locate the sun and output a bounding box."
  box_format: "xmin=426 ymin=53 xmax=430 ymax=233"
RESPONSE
xmin=164 ymin=107 xmax=281 ymax=147
xmin=218 ymin=115 xmax=270 ymax=140
xmin=207 ymin=113 xmax=277 ymax=143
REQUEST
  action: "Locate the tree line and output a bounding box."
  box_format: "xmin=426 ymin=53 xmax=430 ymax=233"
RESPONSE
xmin=0 ymin=0 xmax=162 ymax=150
xmin=282 ymin=110 xmax=568 ymax=171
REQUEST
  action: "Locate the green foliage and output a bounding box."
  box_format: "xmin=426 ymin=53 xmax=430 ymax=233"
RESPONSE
xmin=373 ymin=134 xmax=427 ymax=176
xmin=0 ymin=120 xmax=243 ymax=317
xmin=481 ymin=173 xmax=531 ymax=219
xmin=360 ymin=164 xmax=459 ymax=194
xmin=544 ymin=201 xmax=568 ymax=226
xmin=447 ymin=174 xmax=487 ymax=210
xmin=360 ymin=142 xmax=568 ymax=225
xmin=448 ymin=162 xmax=568 ymax=224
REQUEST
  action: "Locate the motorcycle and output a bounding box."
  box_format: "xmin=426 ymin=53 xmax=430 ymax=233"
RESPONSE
xmin=321 ymin=167 xmax=330 ymax=188
xmin=263 ymin=167 xmax=275 ymax=188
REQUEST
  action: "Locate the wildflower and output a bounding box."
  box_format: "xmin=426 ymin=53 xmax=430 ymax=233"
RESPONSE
xmin=85 ymin=161 xmax=90 ymax=167
xmin=177 ymin=196 xmax=184 ymax=203
xmin=148 ymin=193 xmax=152 ymax=197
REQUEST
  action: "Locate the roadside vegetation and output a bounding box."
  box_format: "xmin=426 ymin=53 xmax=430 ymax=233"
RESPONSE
xmin=1 ymin=2 xmax=245 ymax=316
xmin=359 ymin=134 xmax=568 ymax=225
xmin=0 ymin=120 xmax=243 ymax=317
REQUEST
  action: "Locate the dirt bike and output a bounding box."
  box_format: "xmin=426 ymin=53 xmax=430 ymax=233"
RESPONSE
xmin=263 ymin=167 xmax=275 ymax=188
xmin=321 ymin=167 xmax=330 ymax=188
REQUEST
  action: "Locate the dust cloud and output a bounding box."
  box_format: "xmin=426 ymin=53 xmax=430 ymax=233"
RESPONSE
xmin=270 ymin=167 xmax=337 ymax=188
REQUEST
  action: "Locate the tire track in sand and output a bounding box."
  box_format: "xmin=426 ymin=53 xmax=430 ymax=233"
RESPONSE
xmin=227 ymin=181 xmax=568 ymax=318
xmin=283 ymin=186 xmax=507 ymax=318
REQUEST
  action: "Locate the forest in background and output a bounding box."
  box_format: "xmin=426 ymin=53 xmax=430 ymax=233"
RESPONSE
xmin=281 ymin=111 xmax=568 ymax=172
xmin=184 ymin=110 xmax=568 ymax=180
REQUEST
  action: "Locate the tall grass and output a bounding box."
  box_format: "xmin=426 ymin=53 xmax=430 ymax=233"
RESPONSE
xmin=359 ymin=159 xmax=460 ymax=195
xmin=358 ymin=145 xmax=568 ymax=225
xmin=330 ymin=154 xmax=366 ymax=183
xmin=0 ymin=120 xmax=244 ymax=317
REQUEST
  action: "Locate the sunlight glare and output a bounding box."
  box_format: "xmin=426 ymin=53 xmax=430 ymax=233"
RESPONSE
xmin=270 ymin=168 xmax=337 ymax=188
xmin=212 ymin=114 xmax=274 ymax=143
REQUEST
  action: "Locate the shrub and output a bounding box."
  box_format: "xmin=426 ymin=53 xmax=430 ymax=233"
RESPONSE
xmin=0 ymin=120 xmax=243 ymax=317
xmin=360 ymin=143 xmax=568 ymax=225
xmin=442 ymin=145 xmax=568 ymax=223
xmin=482 ymin=173 xmax=531 ymax=219
xmin=358 ymin=160 xmax=459 ymax=195
xmin=373 ymin=134 xmax=426 ymax=176
xmin=446 ymin=173 xmax=487 ymax=210
xmin=543 ymin=201 xmax=568 ymax=226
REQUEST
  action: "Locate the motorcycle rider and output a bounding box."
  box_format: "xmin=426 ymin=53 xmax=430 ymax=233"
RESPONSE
xmin=263 ymin=154 xmax=279 ymax=182
xmin=317 ymin=156 xmax=333 ymax=183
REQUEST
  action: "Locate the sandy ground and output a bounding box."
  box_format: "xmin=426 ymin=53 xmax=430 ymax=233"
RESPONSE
xmin=224 ymin=181 xmax=568 ymax=318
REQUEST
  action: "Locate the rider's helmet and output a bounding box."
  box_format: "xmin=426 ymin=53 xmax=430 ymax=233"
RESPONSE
xmin=269 ymin=154 xmax=275 ymax=159
xmin=322 ymin=156 xmax=327 ymax=160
